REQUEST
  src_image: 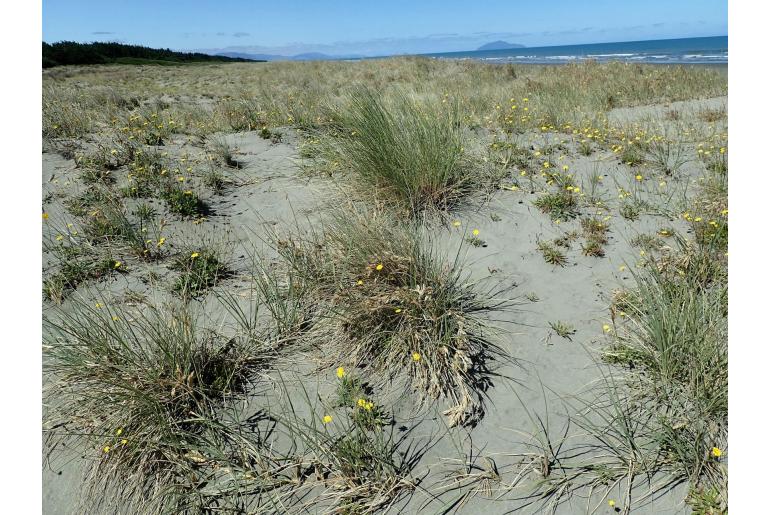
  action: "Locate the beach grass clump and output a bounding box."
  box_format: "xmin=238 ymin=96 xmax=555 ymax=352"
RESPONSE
xmin=43 ymin=299 xmax=286 ymax=513
xmin=603 ymin=250 xmax=727 ymax=507
xmin=43 ymin=246 xmax=123 ymax=303
xmin=320 ymin=87 xmax=487 ymax=215
xmin=533 ymin=190 xmax=579 ymax=221
xmin=646 ymin=136 xmax=688 ymax=176
xmin=279 ymin=390 xmax=420 ymax=513
xmin=172 ymin=247 xmax=231 ymax=299
xmin=162 ymin=186 xmax=207 ymax=218
xmin=536 ymin=240 xmax=567 ymax=266
xmin=269 ymin=205 xmax=508 ymax=427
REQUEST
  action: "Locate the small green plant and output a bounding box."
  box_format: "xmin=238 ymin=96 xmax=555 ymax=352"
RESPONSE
xmin=162 ymin=187 xmax=206 ymax=217
xmin=581 ymin=236 xmax=606 ymax=257
xmin=172 ymin=248 xmax=230 ymax=298
xmin=549 ymin=321 xmax=575 ymax=340
xmin=577 ymin=140 xmax=593 ymax=156
xmin=537 ymin=241 xmax=567 ymax=266
xmin=619 ymin=201 xmax=641 ymax=221
xmin=619 ymin=144 xmax=644 ymax=166
xmin=533 ymin=191 xmax=579 ymax=221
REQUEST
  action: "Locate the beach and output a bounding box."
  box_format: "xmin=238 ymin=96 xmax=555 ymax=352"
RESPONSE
xmin=42 ymin=58 xmax=728 ymax=514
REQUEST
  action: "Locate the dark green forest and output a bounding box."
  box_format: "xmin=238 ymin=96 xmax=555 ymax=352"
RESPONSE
xmin=42 ymin=41 xmax=260 ymax=68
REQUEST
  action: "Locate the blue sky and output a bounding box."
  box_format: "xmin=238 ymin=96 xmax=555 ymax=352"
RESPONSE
xmin=43 ymin=0 xmax=727 ymax=56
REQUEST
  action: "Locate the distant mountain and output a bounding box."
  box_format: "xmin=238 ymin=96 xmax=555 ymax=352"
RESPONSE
xmin=476 ymin=41 xmax=526 ymax=51
xmin=216 ymin=51 xmax=363 ymax=62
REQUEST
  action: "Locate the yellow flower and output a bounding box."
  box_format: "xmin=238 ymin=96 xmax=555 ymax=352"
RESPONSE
xmin=95 ymin=303 xmax=103 ymax=309
xmin=112 ymin=316 xmax=120 ymax=321
xmin=103 ymin=446 xmax=110 ymax=453
xmin=619 ymin=265 xmax=626 ymax=272
xmin=190 ymin=252 xmax=200 ymax=259
xmin=608 ymin=499 xmax=616 ymax=507
xmin=120 ymin=439 xmax=128 ymax=445
xmin=336 ymin=367 xmax=345 ymax=378
xmin=375 ymin=263 xmax=383 ymax=271
xmin=322 ymin=415 xmax=333 ymax=424
xmin=113 ymin=261 xmax=122 ymax=269
xmin=356 ymin=279 xmax=364 ymax=286
xmin=116 ymin=428 xmax=123 ymax=436
xmin=452 ymin=220 xmax=461 ymax=227
xmin=711 ymin=447 xmax=722 ymax=457
xmin=177 ymin=176 xmax=185 ymax=182
xmin=412 ymin=352 xmax=421 ymax=362
xmin=603 ymin=324 xmax=611 ymax=332
xmin=157 ymin=237 xmax=166 ymax=247
xmin=573 ymin=187 xmax=580 ymax=193
xmin=635 ymin=174 xmax=643 ymax=181
xmin=42 ymin=212 xmax=49 ymax=220
xmin=472 ymin=229 xmax=480 ymax=236
xmin=56 ymin=234 xmax=64 ymax=241
xmin=357 ymin=398 xmax=366 ymax=408
xmin=720 ymin=209 xmax=728 ymax=216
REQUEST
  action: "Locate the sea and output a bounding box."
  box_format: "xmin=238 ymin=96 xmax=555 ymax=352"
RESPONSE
xmin=425 ymin=36 xmax=727 ymax=65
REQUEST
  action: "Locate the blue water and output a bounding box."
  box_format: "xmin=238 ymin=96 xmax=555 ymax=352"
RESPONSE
xmin=425 ymin=36 xmax=727 ymax=64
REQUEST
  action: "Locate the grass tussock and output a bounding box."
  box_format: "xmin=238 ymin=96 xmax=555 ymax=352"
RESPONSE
xmin=267 ymin=204 xmax=510 ymax=427
xmin=317 ymin=87 xmax=492 ymax=215
xmin=43 ymin=299 xmax=289 ymax=513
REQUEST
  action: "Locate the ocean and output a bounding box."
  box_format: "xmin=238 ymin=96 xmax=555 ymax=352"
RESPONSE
xmin=425 ymin=36 xmax=727 ymax=65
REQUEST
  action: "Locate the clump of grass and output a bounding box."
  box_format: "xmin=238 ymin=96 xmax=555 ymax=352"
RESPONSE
xmin=549 ymin=321 xmax=575 ymax=340
xmin=536 ymin=240 xmax=567 ymax=266
xmin=580 ymin=217 xmax=609 ymax=257
xmin=581 ymin=237 xmax=605 ymax=257
xmin=698 ymin=106 xmax=726 ymax=123
xmin=279 ymin=387 xmax=423 ymax=513
xmin=619 ymin=201 xmax=641 ymax=221
xmin=320 ymin=87 xmax=486 ymax=215
xmin=602 ymin=251 xmax=727 ymax=508
xmin=269 ymin=204 xmax=509 ymax=427
xmin=43 ymin=245 xmax=123 ymax=303
xmin=619 ymin=144 xmax=644 ymax=166
xmin=43 ymin=299 xmax=285 ymax=513
xmin=207 ymin=136 xmax=241 ymax=168
xmin=577 ymin=139 xmax=593 ymax=156
xmin=533 ymin=190 xmax=579 ymax=221
xmin=646 ymin=137 xmax=688 ymax=176
xmin=630 ymin=233 xmax=664 ymax=251
xmin=162 ymin=187 xmax=206 ymax=218
xmin=172 ymin=247 xmax=231 ymax=299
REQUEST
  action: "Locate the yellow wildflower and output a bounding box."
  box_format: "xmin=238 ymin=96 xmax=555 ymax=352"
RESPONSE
xmin=103 ymin=446 xmax=110 ymax=453
xmin=190 ymin=252 xmax=200 ymax=259
xmin=42 ymin=212 xmax=49 ymax=220
xmin=336 ymin=367 xmax=345 ymax=378
xmin=603 ymin=324 xmax=611 ymax=332
xmin=452 ymin=220 xmax=461 ymax=227
xmin=608 ymin=499 xmax=616 ymax=508
xmin=472 ymin=229 xmax=480 ymax=236
xmin=412 ymin=352 xmax=421 ymax=362
xmin=375 ymin=263 xmax=383 ymax=271
xmin=113 ymin=261 xmax=122 ymax=269
xmin=322 ymin=415 xmax=332 ymax=424
xmin=712 ymin=447 xmax=722 ymax=457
